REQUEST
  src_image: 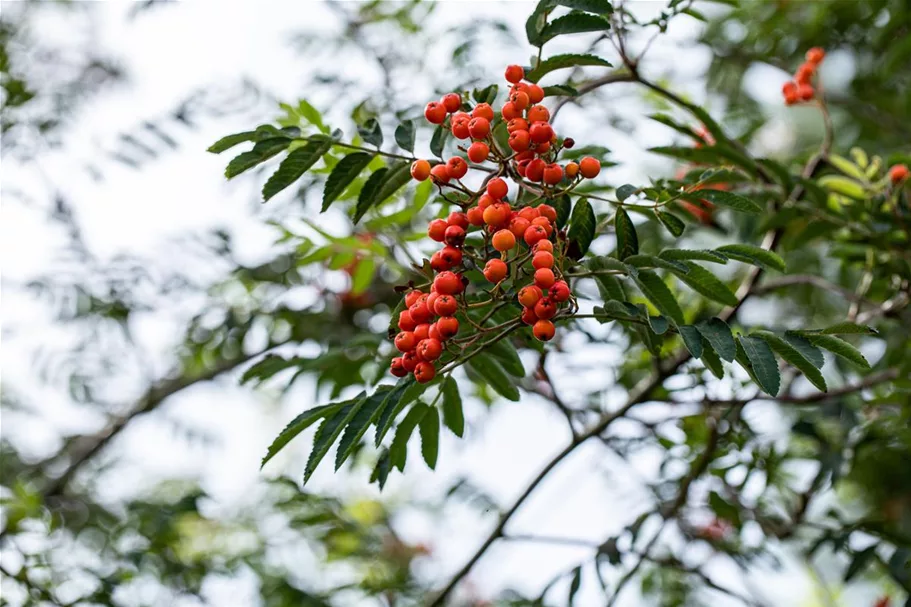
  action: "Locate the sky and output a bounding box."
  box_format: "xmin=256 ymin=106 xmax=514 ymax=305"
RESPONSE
xmin=0 ymin=2 xmax=880 ymax=606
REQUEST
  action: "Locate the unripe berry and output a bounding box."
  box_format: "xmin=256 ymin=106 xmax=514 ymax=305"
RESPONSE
xmin=805 ymin=47 xmax=825 ymax=65
xmin=505 ymin=64 xmax=524 ymax=83
xmin=468 ymin=141 xmax=490 ymax=163
xmin=483 ymin=258 xmax=508 ymax=283
xmin=525 ymin=158 xmax=546 ymax=182
xmin=579 ymin=157 xmax=601 ymax=179
xmin=487 ymin=178 xmax=509 ymax=199
xmin=467 ymin=205 xmax=484 ymax=226
xmin=509 ymin=216 xmax=531 ymax=240
xmin=434 ymin=271 xmax=462 ymax=295
xmin=414 ymin=361 xmax=436 ymax=383
xmin=430 ymin=251 xmax=451 ymax=272
xmin=501 ymin=101 xmax=521 ymax=120
xmin=565 ymin=162 xmax=579 ymax=179
xmin=444 ymin=225 xmax=466 ymax=247
xmin=440 ymin=246 xmax=462 ymax=267
xmin=549 ymin=280 xmax=571 ymax=303
xmin=468 ymin=117 xmax=491 ymax=139
xmin=472 ymin=103 xmax=495 ymax=121
xmin=518 ymin=285 xmax=543 ymax=308
xmin=405 ymin=290 xmax=424 ymax=308
xmin=492 ymin=229 xmax=517 ymax=251
xmin=391 ymin=357 xmax=408 ymax=377
xmin=411 ymin=159 xmax=431 ymax=181
xmin=442 ymin=93 xmax=462 ymax=113
xmin=538 ymin=204 xmax=557 ymax=223
xmin=430 ymin=164 xmax=450 ymax=184
xmin=524 ymin=224 xmax=548 ymax=246
xmin=521 ymin=307 xmax=538 ymax=325
xmin=483 ymin=202 xmax=511 ymax=228
xmin=394 ymin=331 xmax=417 ymax=352
xmin=436 ymin=316 xmax=459 ymax=339
xmin=529 ymin=121 xmax=553 ymax=144
xmin=402 ymin=351 xmax=419 ymax=372
xmin=508 ymin=130 xmax=531 ymax=152
xmin=528 ymin=83 xmax=545 ymax=104
xmin=533 ymin=319 xmax=555 ymax=341
xmin=417 ymin=338 xmax=443 ymax=362
xmin=534 ymin=297 xmax=557 ymax=320
xmin=446 ymin=157 xmax=469 ymax=180
xmin=534 ymin=267 xmax=555 ymax=289
xmin=532 ymin=250 xmax=554 ymax=269
xmin=533 ymin=239 xmax=553 ymax=253
xmin=543 ymin=163 xmax=564 ymax=185
xmin=398 ymin=309 xmax=417 ymax=331
xmin=507 ymin=118 xmax=529 ymax=133
xmin=425 ymin=101 xmax=447 ymax=124
xmin=428 ymin=218 xmax=448 ymax=241
xmin=890 ymin=164 xmax=909 ymax=184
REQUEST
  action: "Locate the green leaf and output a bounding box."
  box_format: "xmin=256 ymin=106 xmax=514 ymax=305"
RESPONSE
xmin=648 ymin=113 xmax=702 ymax=141
xmin=555 ymin=0 xmax=613 ymax=14
xmin=695 ymin=318 xmax=736 ymax=362
xmin=656 ymin=210 xmax=685 ymax=237
xmin=208 ymin=131 xmax=256 ymax=154
xmin=370 ymin=161 xmax=412 ymax=209
xmin=679 ymin=326 xmax=703 ymax=358
xmin=419 ymin=407 xmax=440 ymax=469
xmin=430 ymin=123 xmax=448 ymax=158
xmin=633 ymin=270 xmax=684 ymax=325
xmin=225 ymin=138 xmax=290 ymax=179
xmin=322 ymin=152 xmax=374 ymax=212
xmin=543 ymin=84 xmax=580 ymax=97
xmin=374 ymin=376 xmax=418 ymax=446
xmin=389 ymin=403 xmax=428 ymax=471
xmin=818 ymin=175 xmax=865 ymax=200
xmin=738 ymin=336 xmax=780 ymax=396
xmin=357 ymin=118 xmax=383 ymax=148
xmin=442 ymin=377 xmax=464 ymax=437
xmin=472 ymin=84 xmax=498 ymax=105
xmin=262 ymin=138 xmax=332 ymax=201
xmin=802 ymin=334 xmax=871 ymax=369
xmin=540 ymin=11 xmax=611 ymax=43
xmin=353 ymin=167 xmax=388 ymax=224
xmin=525 ymin=0 xmax=555 ymax=46
xmin=844 ymin=547 xmax=877 ymax=582
xmin=595 ymin=273 xmax=626 ymax=302
xmin=468 ymin=355 xmax=520 ymax=401
xmin=394 ymin=120 xmax=416 ymax=153
xmin=634 ymin=323 xmax=663 ymax=355
xmin=370 ymin=448 xmax=392 ymax=489
xmin=525 ymin=53 xmax=613 ymax=83
xmin=615 ymin=207 xmax=639 ymax=260
xmin=659 ymin=249 xmax=728 ymax=264
xmin=616 ymin=184 xmax=637 ymax=201
xmin=554 ymin=194 xmax=571 ymax=228
xmin=645 ymin=312 xmax=669 ymax=335
xmin=304 ymin=392 xmax=367 ymax=483
xmin=684 ymin=189 xmax=763 ymax=214
xmin=783 ymin=332 xmax=825 ymax=368
xmin=297 ymin=99 xmax=328 ymax=133
xmin=625 ymin=254 xmax=689 ymax=274
xmin=819 ymin=322 xmax=878 ymax=335
xmin=754 ymin=331 xmax=827 ymax=392
xmin=700 ymin=339 xmax=725 ymax=379
xmin=485 ymin=338 xmax=525 ymax=377
xmin=715 ymin=244 xmax=786 ymax=272
xmin=350 ymin=257 xmax=375 ymax=295
xmin=567 ymin=198 xmax=596 ymax=258
xmin=260 ymin=401 xmax=345 ymax=468
xmin=334 ymin=385 xmax=395 ymax=470
xmin=670 ymin=262 xmax=738 ymax=306
xmin=568 ymin=565 xmax=583 ymax=605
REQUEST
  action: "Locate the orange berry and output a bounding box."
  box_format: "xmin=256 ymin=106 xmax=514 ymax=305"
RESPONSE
xmin=472 ymin=103 xmax=494 ymax=121
xmin=534 ymin=141 xmax=551 ymax=155
xmin=543 ymin=163 xmax=564 ymax=185
xmin=524 ymin=224 xmax=548 ymax=246
xmin=428 ymin=218 xmax=448 ymax=242
xmin=430 ymin=164 xmax=450 ymax=184
xmin=492 ymin=229 xmax=517 ymax=251
xmin=529 ymin=121 xmax=553 ymax=144
xmin=508 ymin=129 xmax=531 ymax=152
xmin=565 ymin=162 xmax=579 ymax=178
xmin=483 ymin=202 xmax=511 ymax=228
xmin=527 ymin=105 xmax=550 ymax=123
xmin=528 ymin=84 xmax=545 ymax=104
xmin=478 ymin=194 xmax=495 ymax=209
xmin=532 ymin=250 xmax=554 ymax=269
xmin=532 ymin=216 xmax=553 ymax=237
xmin=805 ymin=47 xmax=825 ymax=65
xmin=446 ymin=157 xmax=469 ymax=180
xmin=414 ymin=361 xmax=436 ymax=383
xmin=483 ymin=258 xmax=508 ymax=283
xmin=533 ymin=319 xmax=555 ymax=341
xmin=434 ymin=271 xmax=462 ymax=295
xmin=533 ymin=239 xmax=553 ymax=253
xmin=533 ymin=297 xmax=556 ymax=320
xmin=521 ymin=306 xmax=538 ymax=325
xmin=518 ymin=206 xmax=540 ymax=221
xmin=509 ymin=215 xmax=531 ymax=240
xmin=436 ymin=316 xmax=459 ymax=339
xmin=501 ymin=101 xmax=521 ymax=120
xmin=890 ymin=164 xmax=909 ymax=184
xmin=795 ymin=63 xmax=815 ymax=85
xmin=467 ymin=205 xmax=485 ymax=226
xmin=505 ymin=64 xmax=524 ymax=83
xmin=518 ymin=285 xmax=543 ymax=308
xmin=442 ymin=93 xmax=462 ymax=113
xmin=411 ymin=159 xmax=431 ymax=181
xmin=510 ymin=90 xmax=530 ymax=111
xmin=534 ymin=267 xmax=555 ymax=289
xmin=579 ymin=157 xmax=601 ymax=179
xmin=507 ymin=118 xmax=529 ymax=133
xmin=424 ymin=101 xmax=447 ymax=124
xmin=538 ymin=204 xmax=557 ymax=222
xmin=487 ymin=178 xmax=509 ymax=199
xmin=467 ymin=142 xmax=489 ymax=164
xmin=798 ymin=83 xmax=815 ymax=101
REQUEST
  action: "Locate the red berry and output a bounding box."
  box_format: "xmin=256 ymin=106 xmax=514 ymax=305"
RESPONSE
xmin=521 ymin=307 xmax=538 ymax=326
xmin=410 ymin=301 xmax=433 ymax=323
xmin=782 ymin=81 xmax=797 ymax=96
xmin=444 ymin=225 xmax=466 ymax=247
xmin=526 ymin=105 xmax=550 ymax=123
xmin=534 ymin=267 xmax=555 ymax=289
xmin=413 ymin=323 xmax=430 ymax=341
xmin=478 ymin=194 xmax=496 ymax=209
xmin=549 ymin=280 xmax=571 ymax=303
xmin=467 ymin=205 xmax=484 ymax=226
xmin=528 ymin=84 xmax=545 ymax=104
xmin=795 ymin=63 xmax=815 ymax=85
xmin=532 ymin=250 xmax=554 ymax=269
xmin=402 ymin=351 xmax=419 ymax=372
xmin=434 ymin=271 xmax=462 ymax=295
xmin=447 ymin=157 xmax=469 ymax=180
xmin=442 ymin=93 xmax=462 ymax=113
xmin=472 ymin=103 xmax=494 ymax=121
xmin=508 ymin=129 xmax=531 ymax=152
xmin=468 ymin=117 xmax=490 ymax=139
xmin=394 ymin=331 xmax=417 ymax=352
xmin=440 ymin=245 xmax=463 ymax=266
xmin=417 ymin=338 xmax=443 ymax=362
xmin=579 ymin=157 xmax=601 ymax=179
xmin=529 ymin=121 xmax=553 ymax=144
xmin=405 ymin=290 xmax=424 ymax=307
xmin=451 ymin=119 xmax=470 ymax=140
xmin=398 ymin=310 xmax=417 ymax=331
xmin=890 ymin=164 xmax=909 ymax=184
xmin=426 ymin=292 xmax=440 ymax=313
xmin=525 ymin=158 xmax=546 ymax=182
xmin=431 ymin=164 xmax=450 ymax=184
xmin=532 ymin=216 xmax=553 ymax=237
xmin=533 ymin=239 xmax=553 ymax=253
xmin=538 ymin=204 xmax=557 ymax=222
xmin=562 ymin=137 xmax=575 ymax=149
xmin=434 ymin=295 xmax=458 ymax=316
xmin=805 ymin=47 xmax=825 ymax=65
xmin=524 ymin=224 xmax=548 ymax=246
xmin=518 ymin=206 xmax=540 ymax=221
xmin=448 ymin=212 xmax=469 ymax=229
xmin=507 ymin=118 xmax=529 ymax=133
xmin=533 ymin=319 xmax=555 ymax=341
xmin=428 ymin=323 xmax=442 ymax=341
xmin=391 ymin=357 xmax=408 ymax=377
xmin=428 ymin=218 xmax=448 ymax=242
xmin=484 ymin=258 xmax=508 ymax=283
xmin=518 ymin=285 xmax=543 ymax=308
xmin=424 ymin=102 xmax=447 ymax=124
xmin=483 ymin=202 xmax=511 ymax=228
xmin=436 ymin=316 xmax=459 ymax=339
xmin=534 ymin=297 xmax=557 ymax=320
xmin=509 ymin=215 xmax=531 ymax=240
xmin=411 ymin=159 xmax=431 ymax=181
xmin=505 ymin=64 xmax=524 ymax=83
xmin=414 ymin=361 xmax=436 ymax=383
xmin=468 ymin=141 xmax=490 ymax=163
xmin=430 ymin=251 xmax=451 ymax=272
xmin=797 ymin=83 xmax=815 ymax=101
xmin=501 ymin=101 xmax=521 ymax=120
xmin=509 ymin=90 xmax=530 ymax=111
xmin=543 ymin=163 xmax=564 ymax=185
xmin=487 ymin=178 xmax=509 ymax=199
xmin=534 ymin=141 xmax=552 ymax=155
xmin=492 ymin=229 xmax=517 ymax=251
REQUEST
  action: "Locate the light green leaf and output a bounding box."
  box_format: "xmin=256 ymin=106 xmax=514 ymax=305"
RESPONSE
xmin=671 ymin=262 xmax=738 ymax=306
xmin=695 ymin=318 xmax=736 ymax=362
xmin=334 ymin=386 xmax=395 ymax=470
xmin=322 ymin=152 xmax=374 ymax=211
xmin=297 ymin=99 xmax=328 ymax=133
xmin=567 ymin=198 xmax=596 ymax=258
xmin=754 ymin=331 xmax=827 ymax=392
xmin=394 ymin=120 xmax=416 ymax=153
xmin=818 ymin=175 xmax=866 ymax=200
xmin=419 ymin=407 xmax=440 ymax=469
xmin=526 ymin=53 xmax=613 ymax=83
xmin=350 ymin=257 xmax=375 ymax=295
xmin=738 ymin=336 xmax=780 ymax=396
xmin=260 ymin=401 xmax=345 ymax=468
xmin=715 ymin=244 xmax=786 ymax=272
xmin=390 ymin=403 xmax=428 ymax=471
xmin=304 ymin=392 xmax=367 ymax=483
xmin=659 ymin=249 xmax=728 ymax=264
xmin=828 ymin=154 xmax=868 ymax=182
xmin=685 ymin=189 xmax=763 ymax=214
xmin=468 ymin=355 xmax=520 ymax=401
xmin=802 ymin=334 xmax=871 ymax=369
xmin=615 ymin=207 xmax=639 ymax=260
xmin=633 ymin=270 xmax=684 ymax=325
xmin=263 ymin=138 xmax=332 ymax=201
xmin=442 ymin=377 xmax=464 ymax=437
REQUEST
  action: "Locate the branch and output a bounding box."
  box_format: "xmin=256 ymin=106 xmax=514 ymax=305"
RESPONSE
xmin=533 ymin=351 xmax=577 ymax=438
xmin=753 ymin=274 xmax=877 ymax=307
xmin=551 ymin=72 xmax=637 ymax=120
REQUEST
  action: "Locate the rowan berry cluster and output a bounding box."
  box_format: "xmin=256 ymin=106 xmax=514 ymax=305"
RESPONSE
xmin=782 ymin=47 xmax=825 ymax=105
xmin=391 ymin=63 xmax=599 ymax=383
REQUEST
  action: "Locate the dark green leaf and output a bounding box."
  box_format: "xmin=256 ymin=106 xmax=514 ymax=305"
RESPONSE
xmin=263 ymin=138 xmax=332 ymax=201
xmin=485 ymin=338 xmax=525 ymax=377
xmin=430 ymin=123 xmax=449 ymax=158
xmin=567 ymin=197 xmax=596 ymax=258
xmin=738 ymin=336 xmax=780 ymax=396
xmin=525 ymin=0 xmax=555 ymax=46
xmin=543 ymin=84 xmax=580 ymax=97
xmin=242 ymin=354 xmax=304 ymax=385
xmin=700 ymin=339 xmax=725 ymax=378
xmin=656 ymin=210 xmax=685 ymax=237
xmin=390 ymin=403 xmax=428 ymax=471
xmin=595 ymin=273 xmax=626 ymax=302
xmin=802 ymin=334 xmax=871 ymax=369
xmin=554 ymin=194 xmax=571 ymax=228
xmin=671 ymin=262 xmax=738 ymax=306
xmin=304 ymin=392 xmax=367 ymax=483
xmin=625 ymin=254 xmax=689 ymax=274
xmin=526 ymin=53 xmax=612 ymax=83
xmin=659 ymin=249 xmax=728 ymax=264
xmin=648 ymin=113 xmax=702 ymax=141
xmin=322 ymin=152 xmax=374 ymax=211
xmin=225 ymin=138 xmax=290 ymax=178
xmin=442 ymin=377 xmax=464 ymax=437
xmin=540 ymin=11 xmax=611 ymax=43
xmin=708 ymin=491 xmax=742 ymax=526
xmin=374 ymin=376 xmax=418 ymax=446
xmin=568 ymin=565 xmax=583 ymax=605
xmin=472 ymin=84 xmax=499 ymax=105
xmin=679 ymin=326 xmax=703 ymax=358
xmin=419 ymin=407 xmax=440 ymax=469
xmin=394 ymin=120 xmax=415 ymax=153
xmin=685 ymin=189 xmax=763 ymax=214
xmin=616 ymin=184 xmax=637 ymax=201
xmin=370 ymin=448 xmax=392 ymax=490
xmin=819 ymin=322 xmax=878 ymax=335
xmin=468 ymin=355 xmax=520 ymax=401
xmin=334 ymin=385 xmax=396 ymax=470
xmin=261 ymin=401 xmax=345 ymax=468
xmin=634 ymin=323 xmax=663 ymax=355
xmin=633 ymin=270 xmax=684 ymax=325
xmin=695 ymin=318 xmax=736 ymax=362
xmin=715 ymin=244 xmax=786 ymax=272
xmin=353 ymin=167 xmax=389 ymax=224
xmin=844 ymin=547 xmax=877 ymax=582
xmin=646 ymin=313 xmax=669 ymax=335
xmin=753 ymin=331 xmax=826 ymax=392
xmin=555 ymin=0 xmax=612 ymax=14
xmin=370 ymin=161 xmax=412 ymax=208
xmin=357 ymin=118 xmax=383 ymax=148
xmin=615 ymin=207 xmax=639 ymax=260
xmin=208 ymin=131 xmax=256 ymax=154
xmin=783 ymin=332 xmax=825 ymax=368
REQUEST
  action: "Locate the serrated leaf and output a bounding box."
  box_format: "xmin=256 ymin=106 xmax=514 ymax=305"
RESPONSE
xmin=633 ymin=270 xmax=684 ymax=325
xmin=374 ymin=376 xmax=417 ymax=446
xmin=322 ymin=152 xmax=374 ymax=211
xmin=754 ymin=331 xmax=827 ymax=392
xmin=783 ymin=332 xmax=825 ymax=368
xmin=370 ymin=161 xmax=412 ymax=211
xmin=555 ymin=0 xmax=613 ymax=14
xmin=394 ymin=120 xmax=415 ymax=153
xmin=819 ymin=322 xmax=878 ymax=335
xmin=442 ymin=377 xmax=464 ymax=437
xmin=615 ymin=207 xmax=638 ymax=260
xmin=595 ymin=273 xmax=626 ymax=302
xmin=353 ymin=167 xmax=388 ymax=224
xmin=468 ymin=355 xmax=520 ymax=401
xmin=738 ymin=336 xmax=780 ymax=396
xmin=357 ymin=118 xmax=383 ymax=148
xmin=334 ymin=386 xmax=395 ymax=470
xmin=260 ymin=401 xmax=345 ymax=468
xmin=263 ymin=138 xmax=332 ymax=201
xmin=567 ymin=197 xmax=596 ymax=258
xmin=208 ymin=131 xmax=256 ymax=154
xmin=304 ymin=392 xmax=367 ymax=483
xmin=543 ymin=84 xmax=580 ymax=97
xmin=525 ymin=0 xmax=555 ymax=46
xmin=297 ymin=99 xmax=328 ymax=133
xmin=554 ymin=194 xmax=571 ymax=228
xmin=679 ymin=326 xmax=703 ymax=358
xmin=540 ymin=11 xmax=611 ymax=43
xmin=625 ymin=254 xmax=689 ymax=274
xmin=485 ymin=338 xmax=525 ymax=377
xmin=525 ymin=53 xmax=613 ymax=83
xmin=695 ymin=318 xmax=736 ymax=362
xmin=715 ymin=244 xmax=786 ymax=272
xmin=659 ymin=249 xmax=728 ymax=264
xmin=370 ymin=448 xmax=392 ymax=489
xmin=802 ymin=334 xmax=871 ymax=369
xmin=670 ymin=262 xmax=738 ymax=306
xmin=700 ymin=339 xmax=725 ymax=378
xmin=225 ymin=138 xmax=290 ymax=178
xmin=430 ymin=123 xmax=448 ymax=158
xmin=419 ymin=407 xmax=440 ymax=469
xmin=685 ymin=189 xmax=762 ymax=213
xmin=389 ymin=403 xmax=428 ymax=471
xmin=656 ymin=210 xmax=685 ymax=237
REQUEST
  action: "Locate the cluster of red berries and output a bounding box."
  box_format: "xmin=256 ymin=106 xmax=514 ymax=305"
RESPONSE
xmin=782 ymin=47 xmax=825 ymax=105
xmin=391 ymin=63 xmax=595 ymax=383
